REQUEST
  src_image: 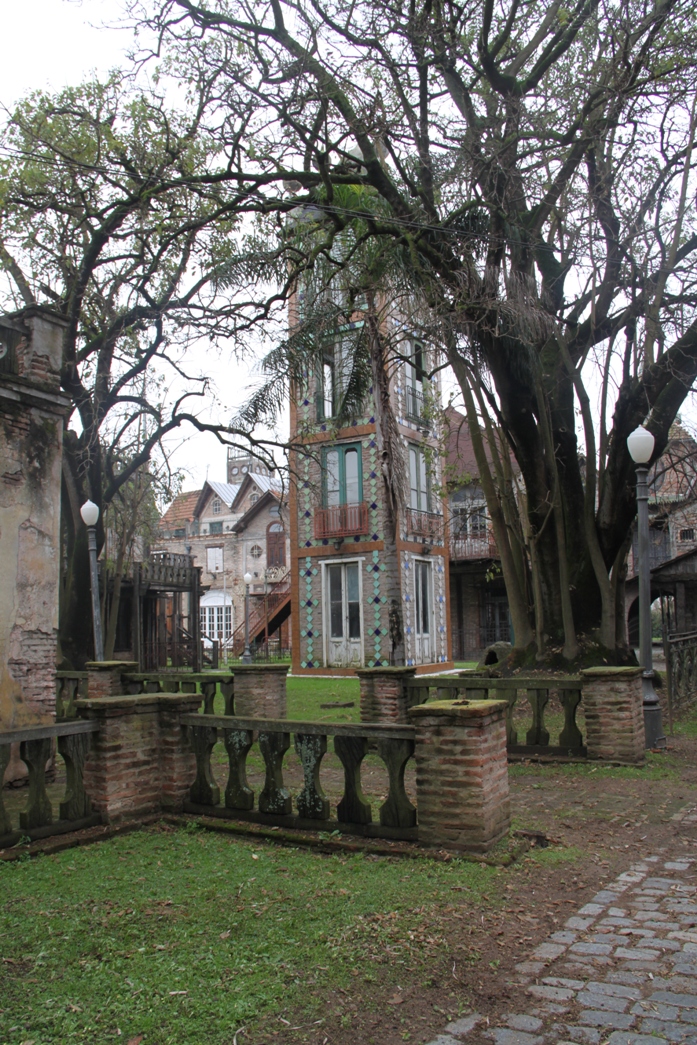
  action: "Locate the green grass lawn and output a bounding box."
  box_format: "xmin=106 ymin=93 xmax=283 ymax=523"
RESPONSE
xmin=0 ymin=824 xmax=497 ymax=1045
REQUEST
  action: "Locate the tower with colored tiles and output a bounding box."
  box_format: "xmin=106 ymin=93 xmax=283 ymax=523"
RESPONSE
xmin=289 ymin=316 xmax=452 ymax=675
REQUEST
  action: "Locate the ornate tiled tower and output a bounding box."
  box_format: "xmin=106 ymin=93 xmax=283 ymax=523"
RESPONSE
xmin=289 ymin=321 xmax=451 ymax=675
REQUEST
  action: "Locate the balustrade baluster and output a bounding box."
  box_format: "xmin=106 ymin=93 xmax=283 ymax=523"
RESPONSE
xmin=376 ymin=737 xmax=416 ymax=828
xmin=0 ymin=744 xmax=12 ymax=836
xmin=295 ymin=733 xmax=329 ymax=820
xmin=258 ymin=732 xmax=292 ymax=815
xmin=526 ymin=688 xmax=550 ymax=746
xmin=19 ymin=737 xmax=53 ymax=830
xmin=502 ymin=690 xmax=518 ymax=746
xmin=558 ymin=688 xmax=584 ymax=750
xmin=189 ymin=725 xmax=220 ymax=806
xmin=223 ymin=728 xmax=254 ymax=810
xmin=220 ymin=679 xmax=235 ymax=716
xmin=334 ymin=735 xmax=372 ymax=824
xmin=201 ymin=681 xmax=217 ymax=714
xmin=180 ymin=680 xmax=198 ymax=694
xmin=57 ymin=733 xmax=93 ymax=820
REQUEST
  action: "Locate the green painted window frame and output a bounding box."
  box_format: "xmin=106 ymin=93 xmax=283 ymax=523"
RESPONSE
xmin=322 ymin=443 xmax=363 ymax=506
xmin=408 ymin=444 xmax=431 ymax=512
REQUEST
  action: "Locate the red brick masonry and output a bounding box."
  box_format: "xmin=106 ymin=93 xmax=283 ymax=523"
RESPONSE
xmin=408 ymin=699 xmax=510 ymax=852
xmin=357 ymin=667 xmax=417 ymax=723
xmin=75 ymin=692 xmax=200 ymax=821
xmin=580 ymin=666 xmax=645 ymax=764
xmin=232 ymin=664 xmax=289 ymax=718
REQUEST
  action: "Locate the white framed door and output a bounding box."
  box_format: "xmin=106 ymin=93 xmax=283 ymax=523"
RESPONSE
xmin=414 ymin=559 xmax=433 ymax=663
xmin=324 ymin=561 xmax=363 ymax=667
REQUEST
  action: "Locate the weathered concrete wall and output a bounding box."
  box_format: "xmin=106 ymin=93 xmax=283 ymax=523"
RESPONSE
xmin=0 ymin=308 xmax=69 ymax=737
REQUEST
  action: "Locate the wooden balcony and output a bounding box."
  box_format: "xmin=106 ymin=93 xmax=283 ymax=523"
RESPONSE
xmin=314 ymin=501 xmax=369 ymax=539
xmin=405 ymin=508 xmax=444 ymax=542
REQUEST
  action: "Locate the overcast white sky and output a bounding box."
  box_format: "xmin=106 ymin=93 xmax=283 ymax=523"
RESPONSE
xmin=0 ymin=0 xmax=274 ymax=494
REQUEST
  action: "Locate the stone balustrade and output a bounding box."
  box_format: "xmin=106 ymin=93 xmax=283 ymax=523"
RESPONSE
xmin=0 ymin=719 xmax=101 ymax=847
xmin=121 ymin=672 xmax=234 ymax=714
xmin=3 ymin=662 xmax=515 ymax=854
xmin=405 ymin=671 xmax=645 ymax=763
xmin=180 ymin=713 xmax=418 ymax=840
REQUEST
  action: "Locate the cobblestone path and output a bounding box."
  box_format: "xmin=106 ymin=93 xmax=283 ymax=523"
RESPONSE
xmin=427 ymin=833 xmax=697 ymax=1045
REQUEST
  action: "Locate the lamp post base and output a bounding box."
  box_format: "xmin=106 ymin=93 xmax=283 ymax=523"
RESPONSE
xmin=241 ymin=648 xmax=252 ymax=665
xmin=642 ymin=672 xmax=666 ymax=750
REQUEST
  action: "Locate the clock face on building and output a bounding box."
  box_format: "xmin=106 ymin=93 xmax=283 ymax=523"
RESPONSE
xmin=242 ymin=466 xmax=248 ymax=473
xmin=231 ymin=467 xmax=238 ymax=475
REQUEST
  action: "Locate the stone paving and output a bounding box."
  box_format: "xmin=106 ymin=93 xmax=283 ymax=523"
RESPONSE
xmin=426 ymin=840 xmax=697 ymax=1045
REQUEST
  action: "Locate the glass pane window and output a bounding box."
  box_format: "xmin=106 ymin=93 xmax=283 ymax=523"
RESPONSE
xmin=344 ymin=449 xmax=359 ymax=505
xmin=329 ymin=565 xmax=343 ymax=637
xmin=206 ymin=546 xmax=223 ymax=572
xmin=323 ymin=444 xmax=362 ymax=506
xmin=409 ymin=446 xmax=430 ymax=511
xmin=415 ymin=561 xmax=431 ymax=635
xmin=212 ymin=498 xmax=221 ymax=514
xmin=346 ymin=563 xmax=360 ymax=639
xmin=326 ymin=449 xmax=341 ymax=506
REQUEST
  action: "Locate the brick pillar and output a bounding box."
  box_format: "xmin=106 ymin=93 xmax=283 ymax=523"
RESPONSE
xmin=580 ymin=667 xmax=645 ymax=764
xmin=76 ymin=692 xmax=200 ymax=821
xmin=408 ymin=699 xmax=510 ymax=852
xmin=233 ymin=664 xmax=288 ymax=718
xmin=85 ymin=661 xmax=137 ymax=699
xmin=357 ymin=667 xmax=417 ymax=723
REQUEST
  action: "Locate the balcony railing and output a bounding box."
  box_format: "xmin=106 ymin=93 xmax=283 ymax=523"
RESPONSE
xmin=404 ymin=385 xmax=429 ymax=428
xmin=405 ymin=508 xmax=444 ymax=542
xmin=314 ymin=501 xmax=369 ymax=539
xmin=450 ymin=534 xmax=498 ymax=560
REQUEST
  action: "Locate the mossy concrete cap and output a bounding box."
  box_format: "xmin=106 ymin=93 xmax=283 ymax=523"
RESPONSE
xmin=232 ymin=664 xmax=289 ymax=673
xmin=85 ymin=661 xmax=138 ymax=671
xmin=580 ymin=666 xmax=643 ymax=678
xmin=355 ymin=667 xmax=416 ymax=675
xmin=408 ymin=698 xmax=508 ymax=719
xmin=76 ymin=693 xmax=201 ymax=711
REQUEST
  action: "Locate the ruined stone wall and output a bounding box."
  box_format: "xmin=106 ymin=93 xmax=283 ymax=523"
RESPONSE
xmin=0 ymin=309 xmax=69 ymax=730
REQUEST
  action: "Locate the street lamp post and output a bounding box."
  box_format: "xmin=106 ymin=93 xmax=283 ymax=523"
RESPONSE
xmin=627 ymin=426 xmax=666 ymax=749
xmin=80 ymin=499 xmax=105 ymax=662
xmin=242 ymin=571 xmax=253 ymax=664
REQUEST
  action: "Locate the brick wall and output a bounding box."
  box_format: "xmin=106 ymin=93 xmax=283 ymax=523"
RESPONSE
xmin=357 ymin=668 xmax=416 ymax=723
xmin=409 ymin=698 xmax=510 ymax=852
xmin=233 ymin=664 xmax=288 ymax=717
xmin=76 ymin=693 xmax=200 ymax=821
xmin=580 ymin=667 xmax=645 ymax=764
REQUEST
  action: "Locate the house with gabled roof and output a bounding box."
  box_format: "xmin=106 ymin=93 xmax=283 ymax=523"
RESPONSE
xmin=156 ymin=469 xmax=290 ymax=658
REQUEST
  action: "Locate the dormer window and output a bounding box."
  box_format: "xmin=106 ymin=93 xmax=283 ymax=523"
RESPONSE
xmin=250 ymin=493 xmax=259 ymax=504
xmin=212 ymin=497 xmax=221 ymax=515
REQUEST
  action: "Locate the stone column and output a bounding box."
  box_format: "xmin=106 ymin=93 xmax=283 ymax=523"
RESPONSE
xmin=0 ymin=307 xmax=70 ymax=737
xmin=408 ymin=698 xmax=510 ymax=852
xmin=85 ymin=661 xmax=138 ymax=700
xmin=357 ymin=667 xmax=417 ymax=723
xmin=580 ymin=666 xmax=645 ymax=764
xmin=76 ymin=692 xmax=200 ymax=821
xmin=232 ymin=664 xmax=288 ymax=718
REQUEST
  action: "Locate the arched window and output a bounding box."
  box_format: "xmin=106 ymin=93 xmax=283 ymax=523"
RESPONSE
xmin=212 ymin=497 xmax=221 ymax=514
xmin=267 ymin=522 xmax=286 ymax=567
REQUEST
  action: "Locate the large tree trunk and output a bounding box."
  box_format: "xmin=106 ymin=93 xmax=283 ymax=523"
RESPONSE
xmin=367 ymin=304 xmax=406 ymax=665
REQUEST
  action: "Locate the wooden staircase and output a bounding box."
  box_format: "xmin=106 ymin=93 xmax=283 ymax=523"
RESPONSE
xmin=230 ymin=580 xmax=291 ymax=656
